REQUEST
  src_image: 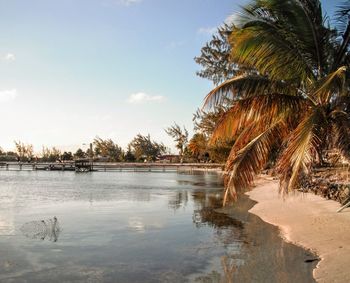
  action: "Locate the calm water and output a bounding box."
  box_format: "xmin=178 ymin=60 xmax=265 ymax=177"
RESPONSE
xmin=0 ymin=171 xmax=316 ymax=282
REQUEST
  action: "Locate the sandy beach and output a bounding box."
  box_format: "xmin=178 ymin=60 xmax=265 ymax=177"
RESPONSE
xmin=247 ymin=177 xmax=350 ymax=283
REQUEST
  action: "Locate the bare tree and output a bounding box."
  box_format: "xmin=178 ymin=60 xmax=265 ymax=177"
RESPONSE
xmin=165 ymin=123 xmax=188 ymax=163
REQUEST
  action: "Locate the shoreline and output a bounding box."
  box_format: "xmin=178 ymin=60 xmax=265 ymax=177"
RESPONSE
xmin=247 ymin=177 xmax=350 ymax=282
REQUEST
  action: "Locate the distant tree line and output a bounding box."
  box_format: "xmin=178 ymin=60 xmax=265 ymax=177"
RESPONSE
xmin=0 ymin=125 xmax=231 ymax=163
xmin=0 ymin=134 xmax=170 ymax=163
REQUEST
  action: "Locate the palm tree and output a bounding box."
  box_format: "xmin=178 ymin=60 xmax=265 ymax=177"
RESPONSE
xmin=204 ymin=0 xmax=350 ymax=204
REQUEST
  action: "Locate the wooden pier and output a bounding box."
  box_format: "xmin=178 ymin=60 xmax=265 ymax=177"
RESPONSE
xmin=75 ymin=160 xmax=93 ymax=172
xmin=0 ymin=161 xmax=224 ymax=173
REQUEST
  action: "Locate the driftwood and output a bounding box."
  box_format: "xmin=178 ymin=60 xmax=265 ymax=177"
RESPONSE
xmin=337 ymin=198 xmax=350 ymax=213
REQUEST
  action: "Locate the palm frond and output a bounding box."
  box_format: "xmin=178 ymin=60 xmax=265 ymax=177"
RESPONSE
xmin=334 ymin=1 xmax=350 ymax=67
xmin=295 ymin=0 xmax=326 ymax=76
xmin=203 ymin=74 xmax=291 ymax=109
xmin=223 ymin=119 xmax=287 ymax=205
xmin=210 ymin=93 xmax=307 ymax=142
xmin=277 ymin=107 xmax=326 ymax=194
xmin=312 ymin=65 xmax=347 ymax=103
xmin=229 ymin=0 xmax=329 ymax=81
xmin=229 ymin=25 xmax=315 ymax=82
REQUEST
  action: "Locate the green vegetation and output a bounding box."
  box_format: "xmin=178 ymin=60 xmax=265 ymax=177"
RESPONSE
xmin=93 ymin=137 xmax=123 ymax=162
xmin=14 ymin=141 xmax=34 ymax=161
xmin=41 ymin=146 xmax=62 ymax=162
xmin=195 ymin=24 xmax=236 ymax=85
xmin=199 ymin=0 xmax=350 ymax=204
xmin=1 ymin=134 xmax=168 ymax=163
xmin=74 ymin=148 xmax=86 ymax=159
xmin=0 ymin=148 xmax=17 ymax=162
xmin=128 ymin=134 xmax=167 ymax=162
xmin=189 ymin=106 xmax=235 ymax=163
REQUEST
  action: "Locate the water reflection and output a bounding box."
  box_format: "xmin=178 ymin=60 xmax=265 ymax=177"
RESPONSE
xmin=20 ymin=217 xmax=61 ymax=242
xmin=194 ymin=256 xmax=236 ymax=283
xmin=128 ymin=216 xmax=145 ymax=233
xmin=192 ymin=191 xmax=243 ymax=229
xmin=0 ymin=215 xmax=15 ymax=236
xmin=221 ymin=256 xmax=236 ymax=283
xmin=168 ymin=190 xmax=188 ymax=211
xmin=190 ymin=190 xmax=243 ymax=282
xmin=0 ymin=171 xmax=316 ymax=282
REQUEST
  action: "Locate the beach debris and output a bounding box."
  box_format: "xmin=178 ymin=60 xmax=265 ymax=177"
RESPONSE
xmin=336 ymin=200 xmax=350 ymax=213
xmin=301 ymin=173 xmax=350 ymax=202
xmin=299 ymin=167 xmax=350 ymax=212
xmin=304 ymin=258 xmax=320 ymax=263
xmin=20 ymin=216 xmax=61 ymax=242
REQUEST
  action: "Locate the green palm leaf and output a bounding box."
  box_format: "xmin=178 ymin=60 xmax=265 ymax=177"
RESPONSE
xmin=203 ymin=74 xmax=292 ymax=108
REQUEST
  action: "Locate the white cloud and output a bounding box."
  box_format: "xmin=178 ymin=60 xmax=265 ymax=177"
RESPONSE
xmin=197 ymin=14 xmax=238 ymax=36
xmin=4 ymin=53 xmax=15 ymax=61
xmin=127 ymin=92 xmax=164 ymax=104
xmin=0 ymin=89 xmax=17 ymax=102
xmin=119 ymin=0 xmax=142 ymax=6
xmin=198 ymin=26 xmax=217 ymax=35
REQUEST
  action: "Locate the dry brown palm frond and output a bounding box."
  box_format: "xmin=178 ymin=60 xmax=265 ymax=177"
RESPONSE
xmin=223 ymin=119 xmax=288 ymax=205
xmin=277 ymin=107 xmax=326 ymax=194
xmin=227 ymin=109 xmax=298 ymax=154
xmin=210 ymin=93 xmax=307 ymax=142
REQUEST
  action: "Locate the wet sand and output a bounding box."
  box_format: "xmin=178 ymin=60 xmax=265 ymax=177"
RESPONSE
xmin=217 ymin=195 xmax=317 ymax=283
xmin=247 ymin=177 xmax=350 ymax=283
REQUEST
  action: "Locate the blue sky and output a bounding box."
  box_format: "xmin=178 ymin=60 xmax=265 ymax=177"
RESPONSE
xmin=0 ymin=0 xmax=340 ymax=153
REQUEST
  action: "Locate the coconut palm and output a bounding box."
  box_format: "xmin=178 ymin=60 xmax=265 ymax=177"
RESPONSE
xmin=204 ymin=0 xmax=350 ymax=204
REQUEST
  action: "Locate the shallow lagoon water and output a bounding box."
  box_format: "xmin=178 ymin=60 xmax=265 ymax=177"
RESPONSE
xmin=0 ymin=171 xmax=316 ymax=282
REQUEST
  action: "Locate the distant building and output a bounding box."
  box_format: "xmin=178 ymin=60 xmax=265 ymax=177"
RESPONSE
xmin=157 ymin=155 xmax=180 ymax=163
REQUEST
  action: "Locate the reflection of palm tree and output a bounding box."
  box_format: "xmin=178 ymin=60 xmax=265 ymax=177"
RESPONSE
xmin=221 ymin=256 xmax=236 ymax=283
xmin=204 ymin=0 xmax=350 ymax=204
xmin=191 ymin=190 xmax=244 ymax=282
xmin=192 ymin=191 xmax=222 ymax=208
xmin=168 ymin=191 xmax=189 ymax=211
xmin=191 ymin=191 xmax=243 ymax=229
xmin=194 ymin=256 xmax=236 ymax=282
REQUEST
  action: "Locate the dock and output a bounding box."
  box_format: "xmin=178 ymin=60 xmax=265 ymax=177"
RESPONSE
xmin=0 ymin=162 xmax=224 ymax=173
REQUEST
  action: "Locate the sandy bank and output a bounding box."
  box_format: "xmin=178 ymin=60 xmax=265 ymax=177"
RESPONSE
xmin=247 ymin=177 xmax=350 ymax=283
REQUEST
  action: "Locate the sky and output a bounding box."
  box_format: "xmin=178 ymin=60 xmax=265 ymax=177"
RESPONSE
xmin=0 ymin=0 xmax=341 ymax=153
